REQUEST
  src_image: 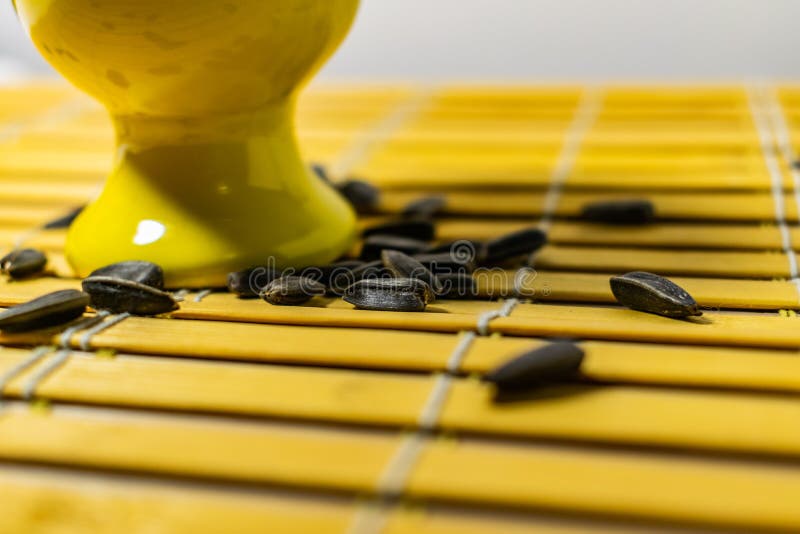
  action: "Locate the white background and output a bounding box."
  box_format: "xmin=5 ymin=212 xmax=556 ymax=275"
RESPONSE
xmin=1 ymin=0 xmax=797 ymax=80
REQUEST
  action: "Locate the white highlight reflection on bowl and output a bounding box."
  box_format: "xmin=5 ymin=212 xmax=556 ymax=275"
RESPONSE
xmin=133 ymin=219 xmax=166 ymax=246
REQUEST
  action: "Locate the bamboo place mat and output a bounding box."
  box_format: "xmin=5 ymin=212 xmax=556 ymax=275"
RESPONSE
xmin=1 ymin=81 xmax=800 ymax=533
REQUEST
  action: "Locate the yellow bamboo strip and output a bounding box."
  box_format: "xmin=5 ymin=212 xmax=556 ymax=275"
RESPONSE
xmin=0 ymin=277 xmax=83 ymax=305
xmin=561 ymin=191 xmax=781 ymax=221
xmin=4 ymin=346 xmax=800 ymax=452
xmin=419 ymin=109 xmax=577 ymax=121
xmin=479 ymin=270 xmax=800 ymax=309
xmin=0 ymin=403 xmax=398 ymax=492
xmin=56 ymin=316 xmax=470 ymax=370
xmin=8 ymin=134 xmax=113 ymax=153
xmin=533 ymin=245 xmax=791 ymax=278
xmin=565 ymin=170 xmax=770 ymax=190
xmin=173 ymin=294 xmax=493 ymax=334
xmin=548 ymin=221 xmax=782 ymax=249
xmin=0 ymin=181 xmax=97 ymax=205
xmin=378 ymin=190 xmax=782 ymax=221
xmin=352 ymin=164 xmax=774 ymax=191
xmin=383 ymin=509 xmax=626 ymax=534
xmin=350 ymin=168 xmax=556 ymax=190
xmin=0 ymin=149 xmax=109 ymax=179
xmin=433 ymin=85 xmax=583 ymax=101
xmin=0 ymin=466 xmax=354 ymax=534
xmin=427 ymin=219 xmax=784 ymax=250
xmin=382 ymin=129 xmax=570 ymax=145
xmin=0 ymin=205 xmax=67 ymax=228
xmin=33 ymin=300 xmax=795 ymax=352
xmin=440 ymin=381 xmax=800 ymax=457
xmin=465 ymin=338 xmax=800 ymax=392
xmin=3 ymin=321 xmax=800 ymax=415
xmin=495 ymin=303 xmax=800 ymax=348
xmin=603 ymin=87 xmax=748 ymax=103
xmin=575 ymin=153 xmax=765 ymax=171
xmin=2 ymin=350 xmax=434 ymax=426
xmin=407 ymin=439 xmax=800 ymax=532
xmin=0 ymin=264 xmax=795 ymax=312
xmin=0 ymin=348 xmax=37 ymax=376
xmin=0 ymin=228 xmax=68 ymax=252
xmin=0 ymin=84 xmax=74 ymax=123
xmin=597 ymin=107 xmax=751 ymax=118
xmin=585 ymin=124 xmax=757 ymax=139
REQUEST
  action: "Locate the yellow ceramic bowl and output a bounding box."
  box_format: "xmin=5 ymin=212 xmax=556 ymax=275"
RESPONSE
xmin=14 ymin=0 xmax=360 ymax=287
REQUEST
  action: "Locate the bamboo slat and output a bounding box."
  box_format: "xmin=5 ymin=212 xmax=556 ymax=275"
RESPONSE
xmin=2 ymin=81 xmax=800 ymax=532
xmin=408 ymin=440 xmax=800 ymax=532
xmin=0 ymin=403 xmax=400 ymax=492
xmin=0 ymin=466 xmax=354 ymax=534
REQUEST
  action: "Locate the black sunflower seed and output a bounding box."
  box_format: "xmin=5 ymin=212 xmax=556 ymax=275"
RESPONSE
xmin=580 ymin=199 xmax=656 ymax=225
xmin=610 ymin=271 xmax=701 ymax=318
xmin=89 ymin=261 xmax=164 ymax=289
xmin=343 ymin=278 xmax=433 ymax=312
xmin=792 ymin=160 xmax=800 ymax=171
xmin=0 ymin=289 xmax=89 ymax=332
xmin=363 ymin=220 xmax=435 ymax=241
xmin=311 ymin=163 xmax=330 ymax=183
xmin=483 ymin=341 xmax=585 ymax=392
xmin=360 ymin=235 xmax=430 ymax=261
xmin=427 ymin=239 xmax=487 ymax=264
xmin=261 ymin=276 xmax=326 ymax=306
xmin=484 ymin=228 xmax=547 ymax=265
xmin=82 ymin=276 xmax=179 ymax=315
xmin=381 ymin=250 xmax=442 ymax=294
xmin=299 ymin=261 xmax=364 ymax=287
xmin=401 ymin=195 xmax=446 ymax=220
xmin=329 ymin=260 xmax=392 ymax=295
xmin=42 ymin=205 xmax=85 ymax=229
xmin=412 ymin=252 xmax=476 ymax=274
xmin=435 ymin=272 xmax=478 ymax=299
xmin=0 ymin=248 xmax=47 ymax=279
xmin=227 ymin=267 xmax=279 ymax=298
xmin=336 ymin=179 xmax=380 ymax=213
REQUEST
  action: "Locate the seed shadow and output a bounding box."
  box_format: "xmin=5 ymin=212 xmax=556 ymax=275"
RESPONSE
xmin=491 ymin=383 xmax=599 ymax=404
xmin=681 ymin=315 xmax=713 ymax=325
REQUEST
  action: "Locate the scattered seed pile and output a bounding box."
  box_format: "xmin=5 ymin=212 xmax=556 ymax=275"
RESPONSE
xmin=0 ymin=171 xmax=700 ymax=398
xmin=227 ymin=178 xmax=549 ymax=313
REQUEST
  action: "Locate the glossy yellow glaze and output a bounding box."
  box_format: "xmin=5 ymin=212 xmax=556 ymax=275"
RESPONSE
xmin=14 ymin=0 xmax=360 ymax=286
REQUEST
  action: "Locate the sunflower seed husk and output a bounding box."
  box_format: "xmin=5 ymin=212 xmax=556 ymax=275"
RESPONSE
xmin=336 ymin=179 xmax=380 ymax=213
xmin=0 ymin=248 xmax=47 ymax=279
xmin=427 ymin=239 xmax=487 ymax=264
xmin=82 ymin=276 xmax=179 ymax=315
xmin=330 ymin=260 xmax=392 ymax=294
xmin=360 ymin=235 xmax=430 ymax=261
xmin=413 ymin=252 xmax=476 ymax=274
xmin=580 ymin=199 xmax=655 ymax=225
xmin=42 ymin=205 xmax=85 ymax=229
xmin=300 ymin=261 xmax=364 ymax=287
xmin=401 ymin=195 xmax=446 ymax=220
xmin=435 ymin=272 xmax=478 ymax=299
xmin=0 ymin=289 xmax=89 ymax=332
xmin=261 ymin=276 xmax=326 ymax=306
xmin=363 ymin=220 xmax=435 ymax=241
xmin=227 ymin=267 xmax=279 ymax=298
xmin=484 ymin=228 xmax=547 ymax=265
xmin=381 ymin=250 xmax=442 ymax=294
xmin=311 ymin=163 xmax=330 ymax=183
xmin=610 ymin=271 xmax=701 ymax=318
xmin=89 ymin=261 xmax=164 ymax=289
xmin=483 ymin=341 xmax=585 ymax=392
xmin=343 ymin=278 xmax=434 ymax=312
